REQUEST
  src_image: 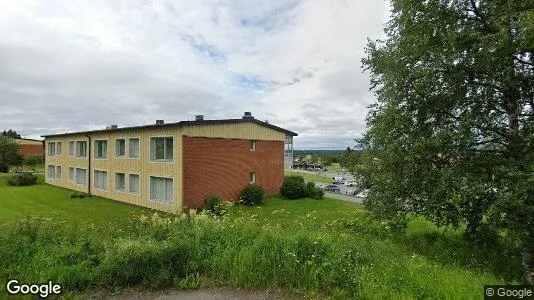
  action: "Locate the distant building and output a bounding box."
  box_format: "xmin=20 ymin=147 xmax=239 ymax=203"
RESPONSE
xmin=43 ymin=113 xmax=297 ymax=211
xmin=14 ymin=138 xmax=44 ymax=157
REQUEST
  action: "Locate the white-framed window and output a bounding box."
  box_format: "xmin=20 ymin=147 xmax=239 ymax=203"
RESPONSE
xmin=150 ymin=137 xmax=173 ymax=161
xmin=129 ymin=174 xmax=140 ymax=195
xmin=56 ymin=142 xmax=62 ymax=155
xmin=56 ymin=166 xmax=62 ymax=179
xmin=68 ymin=167 xmax=74 ymax=181
xmin=115 ymin=172 xmax=125 ymax=192
xmin=249 ymin=172 xmax=256 ymax=184
xmin=94 ymin=140 xmax=107 ymax=159
xmin=116 ymin=139 xmax=126 ymax=157
xmin=68 ymin=141 xmax=75 ymax=156
xmin=76 ymin=141 xmax=87 ymax=157
xmin=47 ymin=165 xmax=56 ymax=179
xmin=75 ymin=168 xmax=87 ymax=186
xmin=150 ymin=176 xmax=173 ymax=204
xmin=47 ymin=142 xmax=56 ymax=156
xmin=250 ymin=140 xmax=256 ymax=151
xmin=94 ymin=170 xmax=107 ymax=191
xmin=129 ymin=138 xmax=140 ymax=158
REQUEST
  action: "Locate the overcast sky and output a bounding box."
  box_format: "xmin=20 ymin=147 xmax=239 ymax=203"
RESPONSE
xmin=0 ymin=0 xmax=388 ymax=149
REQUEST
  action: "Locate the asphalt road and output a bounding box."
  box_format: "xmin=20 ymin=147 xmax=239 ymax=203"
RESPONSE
xmin=325 ymin=191 xmax=364 ymax=204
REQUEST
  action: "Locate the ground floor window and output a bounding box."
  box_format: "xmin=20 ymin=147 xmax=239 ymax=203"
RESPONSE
xmin=129 ymin=174 xmax=140 ymax=195
xmin=249 ymin=172 xmax=256 ymax=184
xmin=150 ymin=176 xmax=173 ymax=204
xmin=115 ymin=173 xmax=125 ymax=192
xmin=47 ymin=165 xmax=55 ymax=179
xmin=75 ymin=168 xmax=87 ymax=186
xmin=94 ymin=170 xmax=107 ymax=191
xmin=55 ymin=166 xmax=61 ymax=180
xmin=68 ymin=167 xmax=74 ymax=181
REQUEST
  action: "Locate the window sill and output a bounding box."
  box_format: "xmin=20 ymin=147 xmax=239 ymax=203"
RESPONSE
xmin=149 ymin=198 xmax=174 ymax=205
xmin=150 ymin=160 xmax=174 ymax=163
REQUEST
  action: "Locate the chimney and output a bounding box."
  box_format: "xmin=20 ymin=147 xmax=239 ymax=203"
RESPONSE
xmin=155 ymin=120 xmax=164 ymax=125
xmin=195 ymin=115 xmax=204 ymax=121
xmin=242 ymin=112 xmax=254 ymax=119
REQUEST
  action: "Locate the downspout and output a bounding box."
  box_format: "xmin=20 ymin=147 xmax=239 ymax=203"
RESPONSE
xmin=85 ymin=133 xmax=91 ymax=196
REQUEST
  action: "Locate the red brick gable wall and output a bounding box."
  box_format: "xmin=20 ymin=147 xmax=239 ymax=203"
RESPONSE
xmin=182 ymin=136 xmax=284 ymax=209
xmin=19 ymin=144 xmax=44 ymax=157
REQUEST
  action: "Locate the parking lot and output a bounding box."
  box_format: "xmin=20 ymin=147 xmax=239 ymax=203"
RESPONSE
xmin=286 ymin=168 xmax=367 ymax=202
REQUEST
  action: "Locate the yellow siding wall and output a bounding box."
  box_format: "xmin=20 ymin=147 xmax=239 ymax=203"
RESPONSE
xmin=44 ymin=122 xmax=287 ymax=212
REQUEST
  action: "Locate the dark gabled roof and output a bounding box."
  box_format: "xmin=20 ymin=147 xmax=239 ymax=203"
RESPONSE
xmin=41 ymin=118 xmax=298 ymax=138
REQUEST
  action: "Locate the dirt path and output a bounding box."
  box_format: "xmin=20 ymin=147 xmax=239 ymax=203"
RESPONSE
xmin=89 ymin=287 xmax=304 ymax=300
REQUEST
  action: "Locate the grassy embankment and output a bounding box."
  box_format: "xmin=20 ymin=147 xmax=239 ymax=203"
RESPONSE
xmin=0 ymin=177 xmax=519 ymax=298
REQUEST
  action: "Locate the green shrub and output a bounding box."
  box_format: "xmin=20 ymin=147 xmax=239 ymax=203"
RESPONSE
xmin=280 ymin=175 xmax=307 ymax=199
xmin=7 ymin=173 xmax=38 ymax=186
xmin=204 ymin=195 xmax=224 ymax=216
xmin=240 ymin=184 xmax=264 ymax=206
xmin=306 ymin=182 xmax=324 ymax=200
xmin=69 ymin=192 xmax=88 ymax=199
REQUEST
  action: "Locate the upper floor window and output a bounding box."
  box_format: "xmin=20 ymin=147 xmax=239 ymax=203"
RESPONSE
xmin=94 ymin=140 xmax=107 ymax=159
xmin=47 ymin=142 xmax=56 ymax=156
xmin=75 ymin=141 xmax=87 ymax=157
xmin=68 ymin=141 xmax=75 ymax=156
xmin=129 ymin=138 xmax=140 ymax=158
xmin=56 ymin=142 xmax=62 ymax=155
xmin=250 ymin=140 xmax=256 ymax=151
xmin=116 ymin=139 xmax=126 ymax=157
xmin=150 ymin=137 xmax=173 ymax=161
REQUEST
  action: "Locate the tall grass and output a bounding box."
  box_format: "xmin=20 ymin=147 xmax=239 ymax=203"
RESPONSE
xmin=0 ymin=210 xmax=510 ymax=299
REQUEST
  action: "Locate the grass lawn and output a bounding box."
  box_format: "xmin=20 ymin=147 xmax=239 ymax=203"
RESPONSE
xmin=0 ymin=175 xmax=150 ymax=228
xmin=284 ymin=170 xmax=331 ymax=184
xmin=0 ymin=180 xmax=517 ymax=298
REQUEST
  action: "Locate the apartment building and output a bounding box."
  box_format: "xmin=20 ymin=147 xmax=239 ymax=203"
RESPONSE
xmin=43 ymin=113 xmax=297 ymax=211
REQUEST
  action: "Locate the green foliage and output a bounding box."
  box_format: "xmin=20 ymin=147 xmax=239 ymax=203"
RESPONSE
xmin=240 ymin=184 xmax=264 ymax=206
xmin=1 ymin=129 xmax=21 ymax=139
xmin=203 ymin=195 xmax=226 ymax=216
xmin=280 ymin=175 xmax=307 ymax=199
xmin=280 ymin=176 xmax=324 ymax=200
xmin=306 ymin=182 xmax=324 ymax=200
xmin=0 ymin=208 xmax=511 ymax=299
xmin=174 ymin=273 xmax=202 ymax=289
xmin=23 ymin=155 xmax=43 ymax=170
xmin=7 ymin=173 xmax=38 ymax=186
xmin=361 ymin=0 xmax=534 ymax=283
xmin=0 ymin=135 xmax=21 ymax=173
xmin=339 ymin=147 xmax=361 ymax=169
xmin=70 ymin=192 xmax=89 ymax=199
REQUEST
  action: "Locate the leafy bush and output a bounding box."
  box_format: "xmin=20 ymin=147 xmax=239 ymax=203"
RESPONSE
xmin=280 ymin=175 xmax=307 ymax=199
xmin=69 ymin=192 xmax=88 ymax=199
xmin=306 ymin=181 xmax=324 ymax=200
xmin=23 ymin=155 xmax=43 ymax=170
xmin=7 ymin=173 xmax=38 ymax=186
xmin=240 ymin=184 xmax=264 ymax=206
xmin=204 ymin=195 xmax=224 ymax=216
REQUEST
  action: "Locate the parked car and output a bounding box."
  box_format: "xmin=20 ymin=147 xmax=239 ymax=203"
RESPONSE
xmin=324 ymin=185 xmax=340 ymax=193
xmin=314 ymin=183 xmax=327 ymax=189
xmin=355 ymin=189 xmax=369 ymax=198
xmin=344 ymin=180 xmax=357 ymax=187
